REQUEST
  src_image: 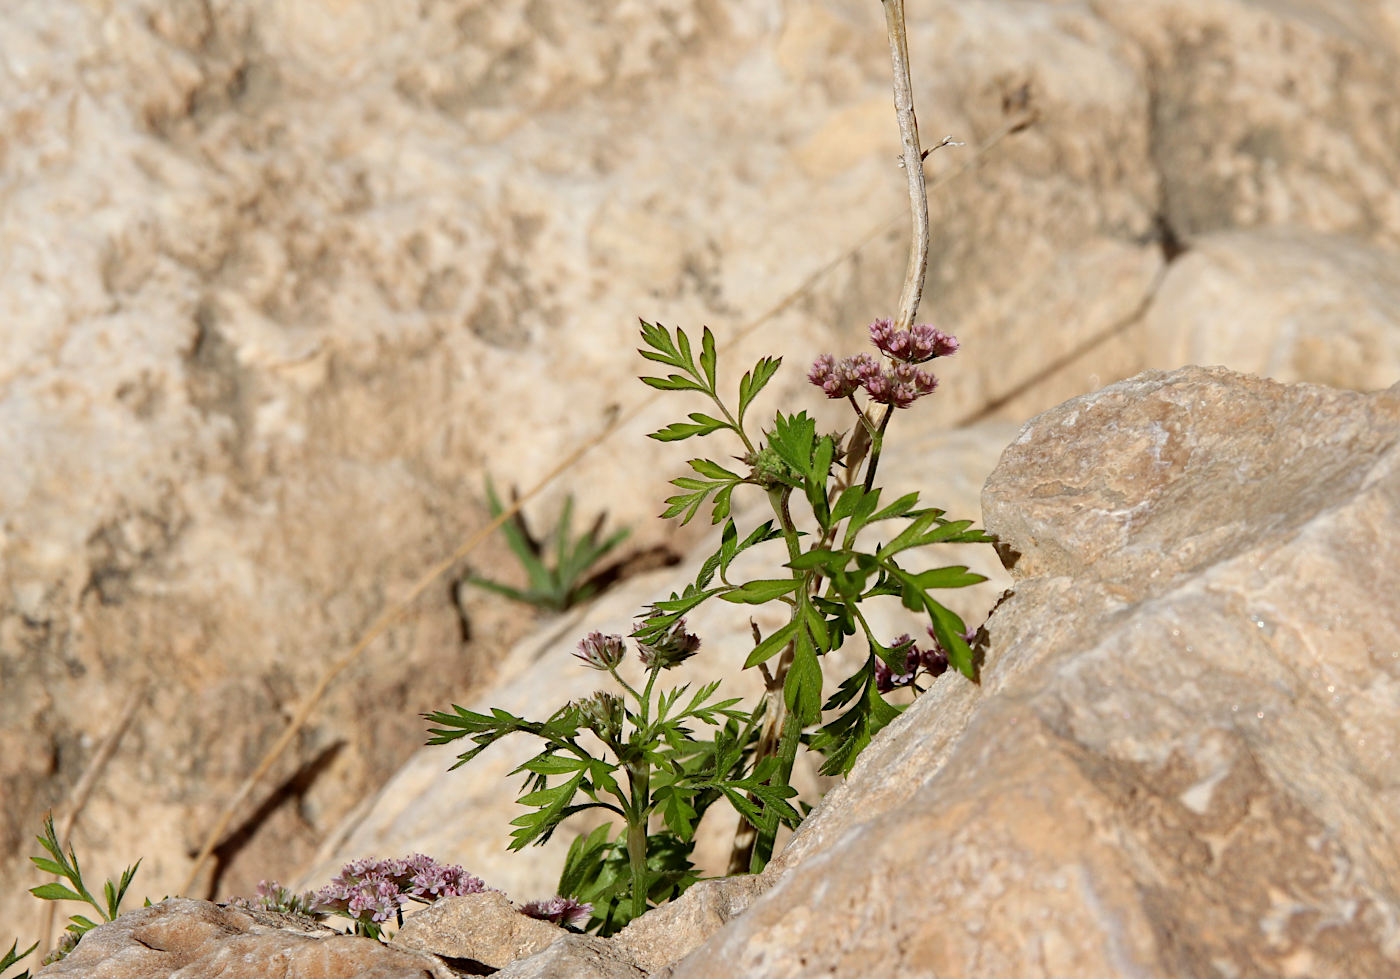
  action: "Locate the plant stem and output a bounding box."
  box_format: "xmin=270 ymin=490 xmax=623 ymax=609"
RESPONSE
xmin=881 ymin=0 xmax=929 ymax=333
xmin=625 ymin=762 xmax=651 ymax=920
xmin=861 ymin=405 xmax=895 ymax=492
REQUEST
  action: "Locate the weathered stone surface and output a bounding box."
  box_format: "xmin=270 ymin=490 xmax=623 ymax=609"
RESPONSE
xmin=609 ymin=876 xmax=764 ymax=974
xmin=7 ymin=0 xmax=1400 ymax=954
xmin=394 ymin=891 xmax=570 ymax=971
xmin=654 ymin=367 xmax=1400 ymax=977
xmin=491 ymin=934 xmax=647 ymax=979
xmin=34 ymin=899 xmax=452 ymax=979
xmin=980 ymin=367 xmax=1400 ymax=596
xmin=1137 ymin=230 xmax=1400 ymax=391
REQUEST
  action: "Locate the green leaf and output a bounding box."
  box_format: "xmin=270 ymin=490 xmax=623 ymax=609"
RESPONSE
xmin=880 ymin=509 xmax=943 ymax=557
xmin=687 ymin=458 xmax=740 ymax=480
xmin=699 ymin=327 xmax=717 ymax=390
xmin=640 ymin=373 xmax=709 ymax=394
xmin=806 ymin=435 xmax=836 ymax=529
xmin=908 ymin=565 xmax=987 ymax=590
xmin=767 ymin=412 xmax=817 ymax=479
xmin=29 ymin=883 xmax=83 ymax=903
xmin=810 ymin=656 xmax=902 ymax=776
xmin=925 ymin=599 xmax=976 ymax=680
xmin=868 ymin=492 xmax=922 ymax=524
xmin=558 ymin=824 xmax=618 ymax=900
xmin=720 ymin=578 xmax=800 ymax=604
xmin=648 ymin=413 xmax=729 ymax=442
xmin=830 ymin=485 xmax=868 ymax=524
xmin=783 ymin=624 xmax=823 ymax=724
xmin=785 ymin=548 xmax=848 ymax=572
xmin=1 ymin=939 xmax=38 ymax=975
xmin=515 ymin=754 xmax=590 ymax=776
xmin=737 ymin=356 xmax=782 ymax=427
xmin=743 ymin=620 xmax=798 ymax=668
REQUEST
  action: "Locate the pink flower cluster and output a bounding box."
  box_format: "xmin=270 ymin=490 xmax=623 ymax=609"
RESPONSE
xmin=808 ymin=319 xmax=957 ymax=409
xmin=311 ymin=855 xmax=487 ymax=925
xmin=520 ymin=895 xmax=593 ymax=928
xmin=874 ymin=625 xmax=971 ymax=693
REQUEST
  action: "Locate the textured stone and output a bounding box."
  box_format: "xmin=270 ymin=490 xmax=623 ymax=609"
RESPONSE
xmin=1137 ymin=230 xmax=1400 ymax=391
xmin=394 ymin=891 xmax=571 ymax=971
xmin=33 ymin=899 xmax=452 ymax=979
xmin=657 ymin=367 xmax=1400 ymax=977
xmin=6 ymin=0 xmax=1400 ymax=951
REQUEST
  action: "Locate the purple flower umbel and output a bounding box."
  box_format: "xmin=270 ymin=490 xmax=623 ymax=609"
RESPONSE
xmin=809 ymin=319 xmax=956 ymax=410
xmin=520 ymin=895 xmax=593 ymax=928
xmin=311 ymin=854 xmax=487 ymax=927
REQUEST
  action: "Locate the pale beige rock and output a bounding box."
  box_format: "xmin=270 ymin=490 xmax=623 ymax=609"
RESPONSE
xmin=33 ymin=899 xmax=452 ymax=979
xmin=656 ymin=367 xmax=1400 ymax=977
xmin=394 ymin=891 xmax=570 ymax=971
xmin=6 ymin=0 xmax=1400 ymax=950
xmin=1136 ymin=230 xmax=1400 ymax=391
xmin=492 ymin=934 xmax=647 ymax=979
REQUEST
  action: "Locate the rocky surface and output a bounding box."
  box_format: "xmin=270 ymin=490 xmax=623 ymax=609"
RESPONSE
xmin=22 ymin=367 xmax=1400 ymax=975
xmin=33 ymin=899 xmax=453 ymax=979
xmin=4 ymin=0 xmax=1400 ymax=961
xmin=649 ymin=367 xmax=1400 ymax=977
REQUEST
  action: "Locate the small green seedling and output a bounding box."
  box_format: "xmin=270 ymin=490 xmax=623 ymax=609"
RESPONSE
xmin=466 ymin=477 xmax=631 ymax=612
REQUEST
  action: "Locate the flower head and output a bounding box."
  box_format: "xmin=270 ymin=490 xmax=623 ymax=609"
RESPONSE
xmin=862 ymin=362 xmax=939 ymax=408
xmin=870 ymin=319 xmax=958 ymax=363
xmin=637 ymin=618 xmax=701 ymax=670
xmin=573 ymin=632 xmax=626 ymax=671
xmin=520 ymin=895 xmax=593 ymax=928
xmin=310 ymin=855 xmax=486 ymax=926
xmin=577 ymin=690 xmax=624 ymax=741
xmin=808 ymin=352 xmax=881 ymax=399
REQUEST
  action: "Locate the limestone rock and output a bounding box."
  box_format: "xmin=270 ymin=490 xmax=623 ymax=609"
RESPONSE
xmin=655 ymin=367 xmax=1400 ymax=977
xmin=33 ymin=899 xmax=452 ymax=979
xmin=394 ymin=891 xmax=573 ymax=972
xmin=6 ymin=0 xmax=1400 ymax=947
xmin=1137 ymin=230 xmax=1400 ymax=391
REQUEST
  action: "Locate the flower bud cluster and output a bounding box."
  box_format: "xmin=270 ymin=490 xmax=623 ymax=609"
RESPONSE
xmin=868 ymin=318 xmax=959 ymax=362
xmin=874 ymin=627 xmax=962 ymax=694
xmin=310 ymin=855 xmax=487 ymax=925
xmin=520 ymin=895 xmax=593 ymax=928
xmin=573 ymin=632 xmax=626 ymax=671
xmin=577 ymin=690 xmax=624 ymax=741
xmin=638 ymin=618 xmax=702 ymax=670
xmin=808 ymin=319 xmax=957 ymax=409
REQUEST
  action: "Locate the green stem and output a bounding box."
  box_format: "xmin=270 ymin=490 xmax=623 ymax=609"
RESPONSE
xmin=625 ymin=762 xmax=651 ymax=920
xmin=861 ymin=405 xmax=895 ymax=493
xmin=711 ymin=393 xmax=756 ymax=456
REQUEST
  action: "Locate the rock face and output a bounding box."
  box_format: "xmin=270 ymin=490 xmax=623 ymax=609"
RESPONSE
xmin=33 ymin=899 xmax=452 ymax=979
xmin=649 ymin=367 xmax=1400 ymax=977
xmin=6 ymin=0 xmax=1400 ymax=956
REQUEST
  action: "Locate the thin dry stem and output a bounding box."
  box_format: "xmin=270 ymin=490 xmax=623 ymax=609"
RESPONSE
xmin=882 ymin=0 xmax=929 ymax=332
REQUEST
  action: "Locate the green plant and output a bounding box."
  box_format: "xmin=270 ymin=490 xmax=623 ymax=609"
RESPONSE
xmin=465 ymin=476 xmax=631 ymax=612
xmin=427 ymin=627 xmax=799 ymax=935
xmin=28 ymin=815 xmax=142 ymax=964
xmin=0 ymin=940 xmax=37 ymax=979
xmin=426 ymin=0 xmax=995 ymax=932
